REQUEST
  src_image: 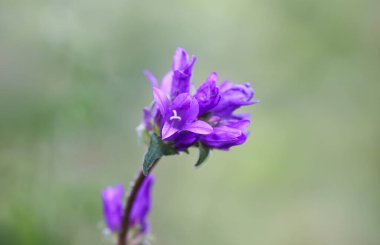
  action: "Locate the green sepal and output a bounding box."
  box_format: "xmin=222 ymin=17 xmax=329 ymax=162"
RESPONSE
xmin=195 ymin=143 xmax=210 ymax=167
xmin=143 ymin=133 xmax=177 ymax=175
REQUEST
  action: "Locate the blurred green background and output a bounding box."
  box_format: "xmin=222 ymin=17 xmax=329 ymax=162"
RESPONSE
xmin=1 ymin=0 xmax=379 ymax=244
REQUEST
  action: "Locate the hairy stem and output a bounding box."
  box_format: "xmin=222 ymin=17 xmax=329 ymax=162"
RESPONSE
xmin=117 ymin=159 xmax=160 ymax=245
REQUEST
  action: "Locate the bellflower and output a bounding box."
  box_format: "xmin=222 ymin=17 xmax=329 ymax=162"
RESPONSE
xmin=210 ymin=81 xmax=255 ymax=117
xmin=140 ymin=48 xmax=256 ymax=152
xmin=153 ymin=88 xmax=213 ymax=140
xmin=170 ymin=48 xmax=196 ymax=98
xmin=130 ymin=175 xmax=154 ymax=233
xmin=194 ymin=72 xmax=221 ymax=116
xmin=101 ymin=176 xmax=155 ymax=235
xmin=101 ymin=48 xmax=257 ymax=245
xmin=197 ymin=79 xmax=256 ymax=150
xmin=200 ymin=118 xmax=251 ymax=150
xmin=102 ymin=184 xmax=124 ymax=232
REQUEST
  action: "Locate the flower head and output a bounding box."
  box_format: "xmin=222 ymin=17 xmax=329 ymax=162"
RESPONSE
xmin=101 ymin=176 xmax=155 ymax=235
xmin=140 ymin=48 xmax=257 ymax=154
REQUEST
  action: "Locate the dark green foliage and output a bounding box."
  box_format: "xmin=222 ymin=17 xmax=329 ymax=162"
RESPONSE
xmin=143 ymin=133 xmax=177 ymax=175
xmin=195 ymin=143 xmax=210 ymax=167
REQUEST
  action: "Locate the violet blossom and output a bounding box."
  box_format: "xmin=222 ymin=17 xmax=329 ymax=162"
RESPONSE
xmin=101 ymin=175 xmax=155 ymax=235
xmin=194 ymin=72 xmax=221 ymax=116
xmin=140 ymin=48 xmax=256 ymax=152
xmin=130 ymin=175 xmax=154 ymax=233
xmin=153 ymin=88 xmax=213 ymax=140
xmin=100 ymin=48 xmax=257 ymax=245
xmin=198 ymin=78 xmax=256 ymax=150
xmin=102 ymin=184 xmax=124 ymax=232
xmin=102 ymin=48 xmax=257 ymax=245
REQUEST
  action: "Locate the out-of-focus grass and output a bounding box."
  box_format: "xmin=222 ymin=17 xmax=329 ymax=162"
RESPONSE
xmin=0 ymin=0 xmax=379 ymax=244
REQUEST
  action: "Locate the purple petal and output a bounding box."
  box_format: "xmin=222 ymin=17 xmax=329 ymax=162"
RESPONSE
xmin=207 ymin=71 xmax=218 ymax=82
xmin=183 ymin=120 xmax=213 ymax=135
xmin=171 ymin=71 xmax=191 ymax=97
xmin=200 ymin=125 xmax=247 ymax=150
xmin=162 ymin=121 xmax=179 ymax=139
xmin=130 ymin=175 xmax=155 ymax=234
xmin=144 ymin=70 xmax=158 ymax=88
xmin=161 ymin=71 xmax=173 ymax=95
xmin=195 ymin=72 xmax=221 ymax=115
xmin=186 ymin=56 xmax=197 ymax=73
xmin=172 ymin=48 xmax=189 ymax=71
xmin=101 ymin=184 xmax=124 ymax=232
xmin=143 ymin=107 xmax=152 ymax=131
xmin=218 ymin=80 xmax=233 ymax=92
xmin=211 ymin=81 xmax=255 ymax=117
xmin=152 ymin=87 xmax=169 ymax=117
xmin=173 ymin=132 xmax=199 ymax=150
xmin=183 ymin=97 xmax=200 ymax=122
xmin=232 ymin=113 xmax=251 ymax=120
xmin=170 ymin=48 xmax=196 ymax=98
xmin=171 ymin=93 xmax=191 ymax=109
xmin=225 ymin=119 xmax=250 ymax=131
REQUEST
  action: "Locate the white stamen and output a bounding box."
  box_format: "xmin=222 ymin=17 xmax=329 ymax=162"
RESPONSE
xmin=170 ymin=110 xmax=182 ymax=121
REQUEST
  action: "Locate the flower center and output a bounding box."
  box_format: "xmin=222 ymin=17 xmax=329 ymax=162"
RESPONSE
xmin=169 ymin=110 xmax=182 ymax=121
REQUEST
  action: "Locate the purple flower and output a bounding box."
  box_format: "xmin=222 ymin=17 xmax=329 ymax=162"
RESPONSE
xmin=194 ymin=80 xmax=256 ymax=150
xmin=153 ymin=87 xmax=213 ymax=140
xmin=194 ymin=72 xmax=221 ymax=116
xmin=142 ymin=48 xmax=196 ymax=135
xmin=170 ymin=48 xmax=196 ymax=98
xmin=140 ymin=48 xmax=256 ymax=152
xmin=102 ymin=184 xmax=124 ymax=232
xmin=101 ymin=176 xmax=155 ymax=234
xmin=210 ymin=81 xmax=256 ymax=117
xmin=200 ymin=119 xmax=250 ymax=150
xmin=130 ymin=175 xmax=154 ymax=233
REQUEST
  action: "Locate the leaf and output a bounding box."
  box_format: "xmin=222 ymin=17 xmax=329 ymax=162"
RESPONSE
xmin=143 ymin=133 xmax=177 ymax=175
xmin=195 ymin=143 xmax=210 ymax=167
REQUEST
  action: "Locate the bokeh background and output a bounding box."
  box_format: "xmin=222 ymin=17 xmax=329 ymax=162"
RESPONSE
xmin=1 ymin=0 xmax=379 ymax=244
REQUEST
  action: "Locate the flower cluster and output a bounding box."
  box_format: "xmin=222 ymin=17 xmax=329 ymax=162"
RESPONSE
xmin=100 ymin=48 xmax=257 ymax=245
xmin=101 ymin=176 xmax=154 ymax=238
xmin=142 ymin=48 xmax=256 ymax=151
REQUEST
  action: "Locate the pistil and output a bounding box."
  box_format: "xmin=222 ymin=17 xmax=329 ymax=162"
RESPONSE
xmin=169 ymin=110 xmax=182 ymax=121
